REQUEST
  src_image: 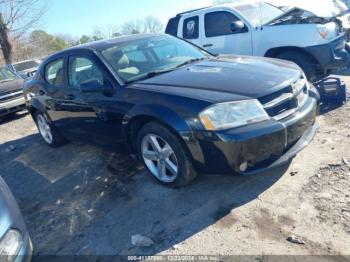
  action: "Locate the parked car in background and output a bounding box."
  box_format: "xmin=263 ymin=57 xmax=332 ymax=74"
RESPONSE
xmin=166 ymin=1 xmax=350 ymax=82
xmin=0 ymin=176 xmax=32 ymax=261
xmin=24 ymin=34 xmax=318 ymax=187
xmin=12 ymin=59 xmax=42 ymax=79
xmin=0 ymin=67 xmax=25 ymax=118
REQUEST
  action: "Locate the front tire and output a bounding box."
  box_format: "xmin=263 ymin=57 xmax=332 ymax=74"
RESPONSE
xmin=35 ymin=112 xmax=66 ymax=147
xmin=137 ymin=122 xmax=197 ymax=188
xmin=276 ymin=51 xmax=317 ymax=82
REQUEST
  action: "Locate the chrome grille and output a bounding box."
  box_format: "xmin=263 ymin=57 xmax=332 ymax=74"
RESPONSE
xmin=0 ymin=90 xmax=23 ymax=102
xmin=259 ymin=77 xmax=308 ymax=121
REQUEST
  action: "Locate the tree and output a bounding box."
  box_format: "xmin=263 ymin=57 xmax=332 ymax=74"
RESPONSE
xmin=78 ymin=35 xmax=91 ymax=45
xmin=0 ymin=0 xmax=47 ymax=63
xmin=28 ymin=30 xmax=53 ymax=55
xmin=144 ymin=16 xmax=163 ymax=33
xmin=51 ymin=36 xmax=69 ymax=51
xmin=121 ymin=20 xmax=144 ymax=35
xmin=91 ymin=26 xmax=105 ymax=41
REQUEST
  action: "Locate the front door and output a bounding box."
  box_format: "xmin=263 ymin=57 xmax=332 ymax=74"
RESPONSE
xmin=63 ymin=53 xmax=124 ymax=148
xmin=201 ymin=10 xmax=253 ymax=56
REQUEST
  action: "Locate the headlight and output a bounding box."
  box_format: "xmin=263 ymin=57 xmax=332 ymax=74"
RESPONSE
xmin=0 ymin=229 xmax=22 ymax=259
xmin=293 ymin=76 xmax=308 ymax=92
xmin=316 ymin=22 xmax=337 ymax=40
xmin=199 ymin=99 xmax=269 ymax=131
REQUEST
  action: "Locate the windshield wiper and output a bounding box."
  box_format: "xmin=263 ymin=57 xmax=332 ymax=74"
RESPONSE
xmin=125 ymin=68 xmax=175 ymax=84
xmin=174 ymin=57 xmax=205 ymax=69
xmin=125 ymin=58 xmax=205 ymax=85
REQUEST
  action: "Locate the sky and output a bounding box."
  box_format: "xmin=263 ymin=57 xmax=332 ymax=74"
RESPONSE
xmin=40 ymin=0 xmax=213 ymax=37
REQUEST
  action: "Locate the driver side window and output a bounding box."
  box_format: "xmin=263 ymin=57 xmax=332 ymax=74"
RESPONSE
xmin=68 ymin=56 xmax=104 ymax=89
xmin=205 ymin=11 xmax=245 ymax=37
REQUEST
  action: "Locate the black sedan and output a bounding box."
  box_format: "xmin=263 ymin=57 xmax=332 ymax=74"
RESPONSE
xmin=24 ymin=34 xmax=318 ymax=187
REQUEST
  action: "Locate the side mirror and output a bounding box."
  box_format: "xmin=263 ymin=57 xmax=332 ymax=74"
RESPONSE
xmin=230 ymin=21 xmax=246 ymax=33
xmin=80 ymin=79 xmax=113 ymax=94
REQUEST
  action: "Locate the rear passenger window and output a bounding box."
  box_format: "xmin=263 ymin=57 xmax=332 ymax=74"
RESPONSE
xmin=205 ymin=11 xmax=241 ymax=37
xmin=183 ymin=16 xmax=199 ymax=39
xmin=45 ymin=59 xmax=64 ymax=86
xmin=166 ymin=17 xmax=180 ymax=36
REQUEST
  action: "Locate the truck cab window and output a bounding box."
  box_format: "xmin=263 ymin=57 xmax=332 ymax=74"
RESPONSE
xmin=205 ymin=11 xmax=245 ymax=37
xmin=183 ymin=16 xmax=199 ymax=39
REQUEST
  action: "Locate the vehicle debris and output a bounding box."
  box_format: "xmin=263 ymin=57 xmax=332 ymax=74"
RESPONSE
xmin=287 ymin=235 xmax=306 ymax=245
xmin=290 ymin=171 xmax=298 ymax=176
xmin=131 ymin=235 xmax=154 ymax=247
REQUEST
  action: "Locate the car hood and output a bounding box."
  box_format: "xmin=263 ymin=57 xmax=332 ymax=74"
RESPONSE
xmin=266 ymin=0 xmax=348 ymax=18
xmin=132 ymin=56 xmax=302 ymax=103
xmin=0 ymin=78 xmax=24 ymax=95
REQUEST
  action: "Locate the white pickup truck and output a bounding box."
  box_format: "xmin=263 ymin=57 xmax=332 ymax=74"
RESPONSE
xmin=165 ymin=1 xmax=350 ymax=81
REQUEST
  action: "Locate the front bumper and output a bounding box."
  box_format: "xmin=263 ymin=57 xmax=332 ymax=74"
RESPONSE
xmin=306 ymin=34 xmax=350 ymax=72
xmin=0 ymin=97 xmax=26 ymax=116
xmin=189 ymin=97 xmax=318 ymax=175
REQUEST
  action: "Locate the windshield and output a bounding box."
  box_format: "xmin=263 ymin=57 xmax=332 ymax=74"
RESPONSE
xmin=0 ymin=67 xmax=18 ymax=82
xmin=235 ymin=2 xmax=284 ymax=26
xmin=101 ymin=35 xmax=209 ymax=83
xmin=14 ymin=60 xmax=40 ymax=72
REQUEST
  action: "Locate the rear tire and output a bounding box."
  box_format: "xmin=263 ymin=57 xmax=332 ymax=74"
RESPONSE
xmin=137 ymin=121 xmax=197 ymax=188
xmin=276 ymin=51 xmax=317 ymax=82
xmin=35 ymin=112 xmax=66 ymax=147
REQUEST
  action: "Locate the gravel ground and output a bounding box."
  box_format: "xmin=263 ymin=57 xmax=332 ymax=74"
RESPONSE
xmin=0 ymin=75 xmax=349 ymax=260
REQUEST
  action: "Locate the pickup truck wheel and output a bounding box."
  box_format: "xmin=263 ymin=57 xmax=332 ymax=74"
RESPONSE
xmin=35 ymin=112 xmax=66 ymax=147
xmin=276 ymin=51 xmax=316 ymax=82
xmin=137 ymin=122 xmax=197 ymax=188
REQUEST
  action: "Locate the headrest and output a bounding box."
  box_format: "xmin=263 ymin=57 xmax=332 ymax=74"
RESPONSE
xmin=114 ymin=50 xmax=129 ymax=69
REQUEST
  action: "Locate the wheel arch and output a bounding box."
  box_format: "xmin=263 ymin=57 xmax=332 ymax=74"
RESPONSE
xmin=28 ymin=100 xmax=46 ymax=119
xmin=264 ymin=46 xmax=320 ymax=66
xmin=123 ymin=104 xmax=204 ymax=165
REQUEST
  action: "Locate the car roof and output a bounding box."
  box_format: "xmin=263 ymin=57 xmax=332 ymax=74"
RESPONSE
xmin=44 ymin=33 xmax=162 ymax=62
xmin=69 ymin=33 xmax=160 ymax=51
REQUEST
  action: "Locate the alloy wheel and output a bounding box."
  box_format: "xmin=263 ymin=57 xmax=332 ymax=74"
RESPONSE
xmin=36 ymin=114 xmax=53 ymax=144
xmin=141 ymin=134 xmax=178 ymax=183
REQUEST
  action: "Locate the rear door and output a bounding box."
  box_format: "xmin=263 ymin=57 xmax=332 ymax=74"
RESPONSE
xmin=179 ymin=15 xmax=203 ymax=47
xmin=43 ymin=57 xmax=72 ymax=131
xmin=201 ymin=10 xmax=253 ymax=55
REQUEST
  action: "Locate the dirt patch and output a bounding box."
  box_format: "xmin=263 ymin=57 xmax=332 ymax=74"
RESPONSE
xmin=253 ymin=208 xmax=285 ymax=240
xmin=301 ymin=162 xmax=350 ymax=234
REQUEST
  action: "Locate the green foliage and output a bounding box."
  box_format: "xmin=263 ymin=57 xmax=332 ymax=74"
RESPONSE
xmin=79 ymin=35 xmax=92 ymax=44
xmin=51 ymin=36 xmax=69 ymax=51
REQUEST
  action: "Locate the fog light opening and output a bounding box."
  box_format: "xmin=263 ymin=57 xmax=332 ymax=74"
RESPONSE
xmin=239 ymin=162 xmax=248 ymax=172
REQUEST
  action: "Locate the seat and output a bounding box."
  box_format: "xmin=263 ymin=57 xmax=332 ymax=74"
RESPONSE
xmin=114 ymin=51 xmax=140 ymax=79
xmin=53 ymin=68 xmax=64 ymax=86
